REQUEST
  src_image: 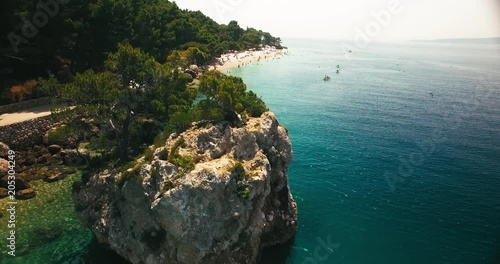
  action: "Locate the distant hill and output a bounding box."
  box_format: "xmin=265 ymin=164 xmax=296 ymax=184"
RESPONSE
xmin=412 ymin=37 xmax=500 ymax=45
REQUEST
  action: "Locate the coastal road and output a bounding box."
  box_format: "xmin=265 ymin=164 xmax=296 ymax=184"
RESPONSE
xmin=0 ymin=104 xmax=64 ymax=126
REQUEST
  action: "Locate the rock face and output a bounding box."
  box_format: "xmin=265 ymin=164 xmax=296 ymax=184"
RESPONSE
xmin=74 ymin=112 xmax=298 ymax=264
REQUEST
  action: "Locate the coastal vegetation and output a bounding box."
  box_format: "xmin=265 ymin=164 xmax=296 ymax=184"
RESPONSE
xmin=39 ymin=45 xmax=268 ymax=162
xmin=1 ymin=0 xmax=283 ymax=104
xmin=1 ymin=0 xmax=273 ymax=164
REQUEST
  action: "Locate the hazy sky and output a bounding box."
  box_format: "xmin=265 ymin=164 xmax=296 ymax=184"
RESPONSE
xmin=173 ymin=0 xmax=500 ymax=41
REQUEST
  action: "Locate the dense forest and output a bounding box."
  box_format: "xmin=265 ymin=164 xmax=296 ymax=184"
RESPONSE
xmin=1 ymin=0 xmax=280 ymax=163
xmin=0 ymin=0 xmax=283 ymax=104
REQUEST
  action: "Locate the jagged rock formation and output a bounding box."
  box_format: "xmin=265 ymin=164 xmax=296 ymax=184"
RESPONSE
xmin=74 ymin=112 xmax=298 ymax=264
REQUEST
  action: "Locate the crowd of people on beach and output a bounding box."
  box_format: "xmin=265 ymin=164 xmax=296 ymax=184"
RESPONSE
xmin=209 ymin=46 xmax=288 ymax=72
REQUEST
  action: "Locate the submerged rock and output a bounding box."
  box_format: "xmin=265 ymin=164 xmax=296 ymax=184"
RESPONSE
xmin=16 ymin=188 xmax=36 ymax=200
xmin=0 ymin=176 xmax=30 ymax=190
xmin=44 ymin=172 xmax=67 ymax=183
xmin=74 ymin=112 xmax=298 ymax=264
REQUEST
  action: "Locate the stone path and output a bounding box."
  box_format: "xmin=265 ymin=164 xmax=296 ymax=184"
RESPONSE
xmin=0 ymin=104 xmax=63 ymax=126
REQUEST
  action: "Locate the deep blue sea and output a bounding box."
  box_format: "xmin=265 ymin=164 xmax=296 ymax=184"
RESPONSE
xmin=229 ymin=39 xmax=500 ymax=264
xmin=1 ymin=39 xmax=499 ymax=264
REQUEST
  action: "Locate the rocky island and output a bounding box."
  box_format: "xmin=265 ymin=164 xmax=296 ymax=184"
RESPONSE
xmin=74 ymin=112 xmax=298 ymax=263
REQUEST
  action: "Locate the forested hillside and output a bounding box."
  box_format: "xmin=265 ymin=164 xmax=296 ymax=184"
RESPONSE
xmin=0 ymin=0 xmax=282 ymax=103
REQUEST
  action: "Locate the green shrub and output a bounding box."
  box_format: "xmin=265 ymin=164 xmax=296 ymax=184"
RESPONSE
xmin=230 ymin=161 xmax=247 ymax=181
xmin=47 ymin=127 xmax=66 ymax=145
xmin=170 ymin=137 xmax=186 ymax=155
xmin=153 ymin=126 xmax=175 ymax=148
xmin=144 ymin=147 xmax=155 ymax=162
xmin=168 ymin=137 xmax=194 ymax=175
xmin=89 ymin=151 xmax=103 ymax=166
xmin=197 ymin=71 xmax=267 ymax=123
xmin=230 ymin=161 xmax=252 ymax=199
xmin=191 ymin=100 xmax=224 ymax=122
xmin=170 ymin=154 xmax=195 ymax=175
xmin=242 ymin=91 xmax=268 ymax=117
xmin=241 ymin=187 xmax=251 ymax=199
xmin=158 ymin=148 xmax=169 ymax=160
xmin=129 ymin=118 xmax=161 ymax=149
xmin=47 ymin=125 xmax=80 ymax=145
xmin=170 ymin=112 xmax=193 ymax=131
xmin=116 ymin=162 xmax=143 ymax=187
xmin=88 ymin=132 xmax=116 ymax=152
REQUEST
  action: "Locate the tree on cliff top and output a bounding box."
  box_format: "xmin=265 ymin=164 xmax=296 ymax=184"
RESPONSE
xmin=40 ymin=43 xmax=193 ymax=160
xmin=195 ymin=71 xmax=268 ymax=123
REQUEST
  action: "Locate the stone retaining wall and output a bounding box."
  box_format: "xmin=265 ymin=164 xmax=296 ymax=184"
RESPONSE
xmin=0 ymin=97 xmax=51 ymax=115
xmin=0 ymin=115 xmax=62 ymax=150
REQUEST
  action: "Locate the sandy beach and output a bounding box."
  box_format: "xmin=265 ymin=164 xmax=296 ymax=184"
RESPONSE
xmin=209 ymin=47 xmax=288 ymax=73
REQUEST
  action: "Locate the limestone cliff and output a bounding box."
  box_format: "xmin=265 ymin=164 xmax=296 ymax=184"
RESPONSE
xmin=74 ymin=112 xmax=298 ymax=264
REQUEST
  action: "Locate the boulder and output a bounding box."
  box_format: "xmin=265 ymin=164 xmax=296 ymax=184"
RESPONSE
xmin=37 ymin=153 xmax=53 ymax=164
xmin=189 ymin=64 xmax=200 ymax=72
xmin=75 ymin=112 xmax=297 ymax=264
xmin=0 ymin=177 xmax=30 ymax=190
xmin=44 ymin=172 xmax=67 ymax=183
xmin=184 ymin=69 xmax=197 ymax=79
xmin=48 ymin=145 xmax=62 ymax=155
xmin=39 ymin=147 xmax=49 ymax=155
xmin=23 ymin=154 xmax=37 ymax=166
xmin=61 ymin=149 xmax=88 ymax=166
xmin=16 ymin=188 xmax=36 ymax=200
xmin=48 ymin=153 xmax=64 ymax=165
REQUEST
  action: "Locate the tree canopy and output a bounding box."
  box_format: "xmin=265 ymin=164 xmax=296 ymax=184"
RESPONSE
xmin=195 ymin=71 xmax=268 ymax=123
xmin=40 ymin=43 xmax=194 ymax=160
xmin=1 ymin=0 xmax=283 ymax=93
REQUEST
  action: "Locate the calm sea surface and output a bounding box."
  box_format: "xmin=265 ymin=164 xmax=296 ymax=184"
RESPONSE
xmin=1 ymin=39 xmax=499 ymax=264
xmin=233 ymin=39 xmax=500 ymax=264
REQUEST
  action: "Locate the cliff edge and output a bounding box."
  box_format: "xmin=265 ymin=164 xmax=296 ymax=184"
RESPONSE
xmin=74 ymin=112 xmax=298 ymax=264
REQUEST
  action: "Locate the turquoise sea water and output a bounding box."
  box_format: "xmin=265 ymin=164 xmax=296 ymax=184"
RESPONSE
xmin=1 ymin=39 xmax=499 ymax=264
xmin=231 ymin=39 xmax=500 ymax=264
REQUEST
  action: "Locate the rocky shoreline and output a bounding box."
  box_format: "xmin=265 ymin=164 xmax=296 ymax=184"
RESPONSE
xmin=0 ymin=140 xmax=88 ymax=200
xmin=74 ymin=112 xmax=298 ymax=263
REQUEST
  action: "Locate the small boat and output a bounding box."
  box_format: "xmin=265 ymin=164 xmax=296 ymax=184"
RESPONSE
xmin=323 ymin=75 xmax=331 ymax=81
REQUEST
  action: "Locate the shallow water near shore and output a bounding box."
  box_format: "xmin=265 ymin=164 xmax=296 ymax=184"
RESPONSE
xmin=0 ymin=173 xmax=92 ymax=264
xmin=1 ymin=39 xmax=499 ymax=263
